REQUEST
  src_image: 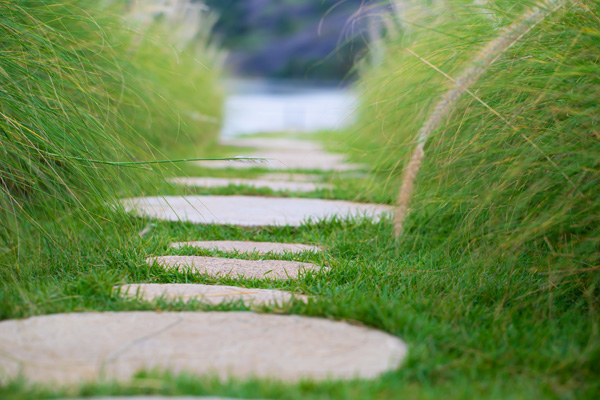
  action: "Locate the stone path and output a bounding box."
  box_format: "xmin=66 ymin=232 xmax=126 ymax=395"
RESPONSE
xmin=195 ymin=150 xmax=361 ymax=171
xmin=220 ymin=137 xmax=322 ymax=151
xmin=258 ymin=172 xmax=322 ymax=182
xmin=148 ymin=256 xmax=325 ymax=279
xmin=171 ymin=240 xmax=323 ymax=254
xmin=1 ymin=133 xmax=407 ymax=389
xmin=205 ymin=137 xmax=365 ymax=171
xmin=0 ymin=312 xmax=407 ymax=384
xmin=169 ymin=177 xmax=332 ymax=192
xmin=119 ymin=283 xmax=308 ymax=305
xmin=120 ymin=195 xmax=392 ymax=226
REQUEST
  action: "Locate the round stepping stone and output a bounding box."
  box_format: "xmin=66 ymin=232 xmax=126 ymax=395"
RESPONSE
xmin=259 ymin=172 xmax=322 ymax=182
xmin=169 ymin=177 xmax=331 ymax=193
xmin=170 ymin=240 xmax=323 ymax=254
xmin=118 ymin=283 xmax=308 ymax=305
xmin=220 ymin=138 xmax=323 ymax=151
xmin=148 ymin=256 xmax=325 ymax=280
xmin=196 ymin=150 xmax=361 ymax=171
xmin=0 ymin=312 xmax=407 ymax=384
xmin=120 ymin=195 xmax=392 ymax=227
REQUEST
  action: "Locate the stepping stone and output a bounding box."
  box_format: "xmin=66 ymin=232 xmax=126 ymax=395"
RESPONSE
xmin=220 ymin=138 xmax=323 ymax=151
xmin=120 ymin=195 xmax=392 ymax=227
xmin=148 ymin=256 xmax=325 ymax=280
xmin=0 ymin=312 xmax=408 ymax=384
xmin=196 ymin=150 xmax=361 ymax=171
xmin=118 ymin=283 xmax=308 ymax=305
xmin=259 ymin=172 xmax=322 ymax=182
xmin=169 ymin=177 xmax=331 ymax=192
xmin=171 ymin=240 xmax=323 ymax=254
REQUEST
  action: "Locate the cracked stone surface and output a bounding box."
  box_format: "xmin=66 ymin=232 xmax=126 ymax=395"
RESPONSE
xmin=120 ymin=195 xmax=392 ymax=227
xmin=0 ymin=312 xmax=407 ymax=384
xmin=171 ymin=240 xmax=323 ymax=254
xmin=148 ymin=256 xmax=325 ymax=280
xmin=118 ymin=283 xmax=308 ymax=305
xmin=169 ymin=177 xmax=331 ymax=192
xmin=196 ymin=150 xmax=362 ymax=171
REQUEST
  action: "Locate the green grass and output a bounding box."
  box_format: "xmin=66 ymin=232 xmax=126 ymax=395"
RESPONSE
xmin=1 ymin=0 xmax=599 ymax=398
xmin=0 ymin=192 xmax=597 ymax=398
xmin=0 ymin=0 xmax=223 ymax=247
xmin=0 ymin=132 xmax=597 ymax=398
xmin=335 ymin=0 xmax=599 ymax=306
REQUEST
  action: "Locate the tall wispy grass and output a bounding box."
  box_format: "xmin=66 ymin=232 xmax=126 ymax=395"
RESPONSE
xmin=354 ymin=0 xmax=599 ymax=309
xmin=0 ymin=0 xmax=222 ymax=248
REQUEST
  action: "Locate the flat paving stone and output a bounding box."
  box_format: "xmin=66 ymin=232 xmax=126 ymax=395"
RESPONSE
xmin=120 ymin=195 xmax=392 ymax=227
xmin=220 ymin=138 xmax=323 ymax=151
xmin=169 ymin=177 xmax=331 ymax=192
xmin=196 ymin=150 xmax=361 ymax=171
xmin=259 ymin=172 xmax=322 ymax=182
xmin=171 ymin=240 xmax=323 ymax=254
xmin=0 ymin=312 xmax=407 ymax=384
xmin=148 ymin=256 xmax=325 ymax=280
xmin=118 ymin=283 xmax=308 ymax=305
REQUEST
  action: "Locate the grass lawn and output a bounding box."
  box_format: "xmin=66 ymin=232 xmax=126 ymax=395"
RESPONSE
xmin=1 ymin=137 xmax=596 ymax=399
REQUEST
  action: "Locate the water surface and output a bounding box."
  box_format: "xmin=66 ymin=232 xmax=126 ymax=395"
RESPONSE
xmin=221 ymin=79 xmax=357 ymax=137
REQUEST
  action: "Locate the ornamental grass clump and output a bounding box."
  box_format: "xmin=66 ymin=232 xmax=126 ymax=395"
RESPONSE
xmin=0 ymin=1 xmax=222 ymax=246
xmin=354 ymin=0 xmax=599 ymax=309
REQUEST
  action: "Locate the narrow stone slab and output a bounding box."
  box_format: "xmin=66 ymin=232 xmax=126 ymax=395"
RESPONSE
xmin=118 ymin=283 xmax=308 ymax=305
xmin=259 ymin=172 xmax=322 ymax=182
xmin=171 ymin=240 xmax=323 ymax=254
xmin=148 ymin=256 xmax=324 ymax=280
xmin=169 ymin=177 xmax=331 ymax=192
xmin=0 ymin=312 xmax=407 ymax=384
xmin=196 ymin=150 xmax=361 ymax=171
xmin=120 ymin=196 xmax=392 ymax=227
xmin=220 ymin=138 xmax=323 ymax=151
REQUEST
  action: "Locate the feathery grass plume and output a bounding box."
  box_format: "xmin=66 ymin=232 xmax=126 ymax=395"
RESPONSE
xmin=349 ymin=0 xmax=599 ymax=311
xmin=393 ymin=0 xmax=566 ymax=237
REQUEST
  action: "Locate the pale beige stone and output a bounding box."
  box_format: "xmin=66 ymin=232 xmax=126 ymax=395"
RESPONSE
xmin=120 ymin=195 xmax=393 ymax=227
xmin=118 ymin=283 xmax=308 ymax=305
xmin=148 ymin=256 xmax=325 ymax=280
xmin=169 ymin=177 xmax=331 ymax=192
xmin=259 ymin=172 xmax=322 ymax=182
xmin=220 ymin=138 xmax=322 ymax=151
xmin=196 ymin=150 xmax=362 ymax=171
xmin=170 ymin=240 xmax=323 ymax=254
xmin=0 ymin=312 xmax=407 ymax=384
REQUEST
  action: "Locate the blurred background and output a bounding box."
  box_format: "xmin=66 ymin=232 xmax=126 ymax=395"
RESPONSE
xmin=130 ymin=0 xmax=396 ymax=136
xmin=203 ymin=0 xmax=394 ymax=136
xmin=202 ymin=0 xmax=377 ymax=80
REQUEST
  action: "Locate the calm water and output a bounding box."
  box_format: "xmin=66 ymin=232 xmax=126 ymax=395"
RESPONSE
xmin=220 ymin=79 xmax=358 ymax=137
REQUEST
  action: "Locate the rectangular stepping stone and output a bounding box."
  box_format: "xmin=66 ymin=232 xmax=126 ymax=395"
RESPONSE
xmin=0 ymin=312 xmax=407 ymax=384
xmin=118 ymin=283 xmax=308 ymax=305
xmin=169 ymin=177 xmax=331 ymax=192
xmin=170 ymin=240 xmax=323 ymax=254
xmin=148 ymin=256 xmax=326 ymax=279
xmin=120 ymin=195 xmax=393 ymax=227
